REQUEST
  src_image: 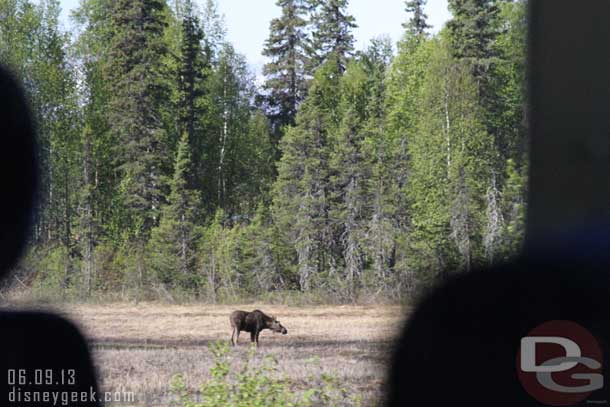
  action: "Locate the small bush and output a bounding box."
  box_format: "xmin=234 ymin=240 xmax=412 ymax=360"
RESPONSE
xmin=169 ymin=341 xmax=362 ymax=407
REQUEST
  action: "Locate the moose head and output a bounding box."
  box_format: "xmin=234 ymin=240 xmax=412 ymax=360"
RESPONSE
xmin=268 ymin=315 xmax=288 ymax=335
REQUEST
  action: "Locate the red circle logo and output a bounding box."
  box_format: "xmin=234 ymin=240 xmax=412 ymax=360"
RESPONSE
xmin=517 ymin=320 xmax=604 ymax=406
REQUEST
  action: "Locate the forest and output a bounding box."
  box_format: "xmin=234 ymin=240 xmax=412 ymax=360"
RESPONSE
xmin=0 ymin=0 xmax=527 ymax=303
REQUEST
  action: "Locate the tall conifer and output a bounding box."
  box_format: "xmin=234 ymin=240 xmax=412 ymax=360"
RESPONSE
xmin=176 ymin=0 xmax=210 ymax=190
xmin=403 ymin=0 xmax=431 ymax=36
xmin=149 ymin=133 xmax=202 ymax=290
xmin=262 ymin=0 xmax=310 ymax=146
xmin=106 ymin=0 xmax=170 ymax=239
xmin=309 ymin=0 xmax=357 ymax=73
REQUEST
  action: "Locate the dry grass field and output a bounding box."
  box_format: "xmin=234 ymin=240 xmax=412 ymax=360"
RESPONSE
xmin=28 ymin=303 xmax=408 ymax=406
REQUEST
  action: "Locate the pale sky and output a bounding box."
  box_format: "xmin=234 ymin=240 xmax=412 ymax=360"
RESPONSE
xmin=58 ymin=0 xmax=451 ymax=72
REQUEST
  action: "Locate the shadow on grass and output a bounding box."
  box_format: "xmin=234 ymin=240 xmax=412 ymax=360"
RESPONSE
xmin=90 ymin=337 xmax=395 ymax=351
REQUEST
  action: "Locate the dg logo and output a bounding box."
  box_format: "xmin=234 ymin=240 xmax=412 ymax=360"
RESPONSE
xmin=517 ymin=320 xmax=604 ymax=406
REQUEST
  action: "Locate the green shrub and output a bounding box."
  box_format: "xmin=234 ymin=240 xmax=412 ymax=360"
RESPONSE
xmin=169 ymin=341 xmax=362 ymax=407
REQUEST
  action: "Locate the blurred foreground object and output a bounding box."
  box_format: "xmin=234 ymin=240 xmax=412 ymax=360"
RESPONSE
xmin=388 ymin=1 xmax=610 ymax=405
xmin=0 ymin=66 xmax=100 ymax=406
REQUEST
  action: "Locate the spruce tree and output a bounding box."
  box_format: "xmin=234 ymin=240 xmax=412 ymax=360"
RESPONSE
xmin=489 ymin=0 xmax=528 ymax=165
xmin=273 ymin=59 xmax=342 ymax=291
xmin=106 ymin=0 xmax=170 ymax=239
xmin=328 ymin=61 xmax=371 ymax=300
xmin=104 ymin=0 xmax=171 ymax=296
xmin=176 ymin=0 xmax=210 ymax=190
xmin=447 ymin=0 xmax=523 ymax=184
xmin=309 ymin=0 xmax=357 ymax=73
xmin=262 ymin=0 xmax=310 ymax=146
xmin=403 ymin=0 xmax=431 ymax=37
xmin=383 ymin=16 xmax=432 ymax=295
xmin=149 ymin=133 xmax=202 ymax=291
xmin=357 ymin=39 xmax=405 ymax=295
xmin=239 ymin=203 xmax=282 ymax=293
xmin=492 ymin=1 xmax=528 ymax=257
xmin=73 ymin=0 xmax=118 ymax=245
xmin=446 ymin=0 xmax=499 ymax=155
xmin=447 ymin=0 xmax=499 ymax=80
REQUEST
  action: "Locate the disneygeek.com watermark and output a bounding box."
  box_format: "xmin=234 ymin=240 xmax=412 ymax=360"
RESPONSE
xmin=9 ymin=387 xmax=135 ymax=405
xmin=7 ymin=368 xmax=136 ymax=406
xmin=517 ymin=320 xmax=605 ymax=406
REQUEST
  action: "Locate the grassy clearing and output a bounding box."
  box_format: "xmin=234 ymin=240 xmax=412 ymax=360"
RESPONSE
xmin=7 ymin=303 xmax=407 ymax=406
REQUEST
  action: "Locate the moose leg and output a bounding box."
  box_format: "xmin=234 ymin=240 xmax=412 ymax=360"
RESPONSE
xmin=250 ymin=331 xmax=256 ymax=345
xmin=255 ymin=331 xmax=261 ymax=347
xmin=231 ymin=328 xmax=236 ymax=346
xmin=235 ymin=329 xmax=240 ymax=345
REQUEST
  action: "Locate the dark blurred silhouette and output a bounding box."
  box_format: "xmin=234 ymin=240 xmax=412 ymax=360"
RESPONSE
xmin=387 ymin=1 xmax=610 ymax=406
xmin=0 ymin=66 xmax=99 ymax=406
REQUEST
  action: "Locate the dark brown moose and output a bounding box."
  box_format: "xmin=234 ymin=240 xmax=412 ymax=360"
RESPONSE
xmin=230 ymin=309 xmax=287 ymax=346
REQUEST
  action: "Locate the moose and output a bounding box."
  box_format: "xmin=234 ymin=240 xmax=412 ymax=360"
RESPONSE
xmin=230 ymin=309 xmax=287 ymax=346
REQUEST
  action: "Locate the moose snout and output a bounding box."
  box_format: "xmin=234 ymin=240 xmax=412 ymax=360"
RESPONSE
xmin=282 ymin=327 xmax=288 ymax=335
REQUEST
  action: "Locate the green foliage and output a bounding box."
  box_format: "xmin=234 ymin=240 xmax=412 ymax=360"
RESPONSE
xmin=488 ymin=0 xmax=528 ymax=165
xmin=447 ymin=0 xmax=500 ymax=79
xmin=203 ymin=44 xmax=272 ymax=215
xmin=499 ymin=158 xmax=527 ymax=259
xmin=406 ymin=35 xmax=496 ymax=282
xmin=197 ymin=210 xmax=243 ymax=302
xmin=169 ymin=341 xmax=362 ymax=407
xmin=403 ymin=0 xmax=431 ymax=36
xmin=148 ymin=133 xmax=202 ymax=291
xmin=272 ymin=59 xmax=343 ymax=292
xmin=28 ymin=246 xmax=80 ymax=301
xmin=106 ymin=0 xmax=171 ymax=241
xmin=3 ymin=0 xmax=528 ymax=304
xmin=239 ymin=203 xmax=294 ymax=294
xmin=262 ymin=0 xmax=311 ymax=145
xmin=175 ymin=3 xmax=212 ymax=190
xmin=309 ymin=0 xmax=357 ymax=73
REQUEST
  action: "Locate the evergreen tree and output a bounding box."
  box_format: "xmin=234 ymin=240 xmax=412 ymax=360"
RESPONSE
xmin=488 ymin=0 xmax=528 ymax=166
xmin=105 ymin=0 xmax=170 ymax=240
xmin=104 ymin=0 xmax=171 ymax=296
xmin=0 ymin=0 xmax=530 ymax=302
xmin=149 ymin=133 xmax=202 ymax=291
xmin=239 ymin=203 xmax=286 ymax=293
xmin=328 ymin=61 xmax=371 ymax=300
xmin=309 ymin=0 xmax=357 ymax=73
xmin=382 ymin=24 xmax=432 ymax=296
xmin=0 ymin=0 xmax=87 ymax=292
xmin=262 ymin=0 xmax=310 ymax=146
xmin=446 ymin=0 xmax=500 ymax=82
xmin=355 ymin=39 xmax=405 ymax=295
xmin=446 ymin=0 xmax=501 ymax=166
xmin=490 ymin=1 xmax=528 ymax=260
xmin=176 ymin=0 xmax=211 ymax=190
xmin=273 ymin=59 xmax=342 ymax=292
xmin=403 ymin=0 xmax=431 ymax=37
xmin=71 ymin=0 xmax=123 ymax=294
xmin=72 ymin=0 xmax=118 ymax=244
